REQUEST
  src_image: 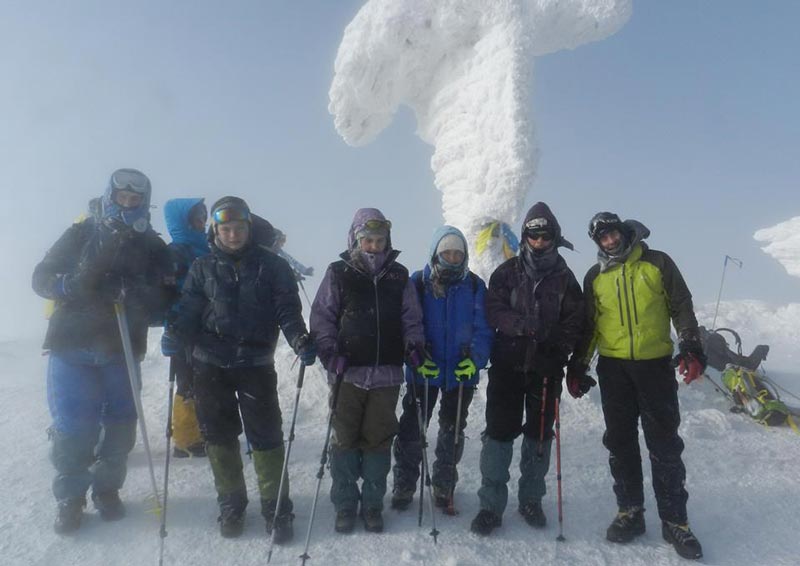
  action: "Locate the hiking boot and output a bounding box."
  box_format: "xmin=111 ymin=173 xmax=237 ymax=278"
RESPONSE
xmin=390 ymin=487 xmax=414 ymax=511
xmin=173 ymin=442 xmax=206 ymax=458
xmin=470 ymin=509 xmax=502 ymax=536
xmin=266 ymin=511 xmax=294 ymax=544
xmin=519 ymin=500 xmax=547 ymax=528
xmin=218 ymin=507 xmax=245 ymax=538
xmin=92 ymin=491 xmax=125 ymax=521
xmin=335 ymin=509 xmax=357 ymax=534
xmin=433 ymin=487 xmax=450 ymax=509
xmin=662 ymin=521 xmax=703 ymax=560
xmin=54 ymin=498 xmax=85 ymax=534
xmin=361 ymin=507 xmax=384 ymax=533
xmin=606 ymin=507 xmax=646 ymax=543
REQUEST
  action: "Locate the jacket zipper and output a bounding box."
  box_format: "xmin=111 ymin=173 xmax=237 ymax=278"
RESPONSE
xmin=630 ymin=276 xmax=639 ymax=325
xmin=615 ymin=278 xmax=624 ymax=326
xmin=373 ymin=275 xmax=381 ymax=368
xmin=621 ymin=265 xmax=635 ymax=360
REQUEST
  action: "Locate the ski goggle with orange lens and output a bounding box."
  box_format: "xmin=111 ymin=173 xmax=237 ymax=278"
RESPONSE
xmin=213 ymin=207 xmax=250 ymax=224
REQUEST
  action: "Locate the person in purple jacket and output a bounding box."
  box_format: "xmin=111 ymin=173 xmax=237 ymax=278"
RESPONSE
xmin=310 ymin=208 xmax=425 ymax=534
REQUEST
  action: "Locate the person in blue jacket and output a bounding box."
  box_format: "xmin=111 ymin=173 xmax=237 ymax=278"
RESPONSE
xmin=161 ymin=198 xmax=210 ymax=457
xmin=391 ymin=226 xmax=493 ymax=510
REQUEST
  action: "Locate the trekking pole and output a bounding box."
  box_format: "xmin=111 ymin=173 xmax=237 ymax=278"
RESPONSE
xmin=537 ymin=376 xmax=549 ymax=457
xmin=711 ymin=255 xmax=743 ymax=330
xmin=411 ymin=377 xmax=440 ymax=543
xmin=300 ymin=371 xmax=345 ymax=565
xmin=158 ymin=358 xmax=177 ymax=566
xmin=554 ymin=396 xmax=565 ymax=542
xmin=297 ymin=278 xmax=313 ymax=310
xmin=444 ymin=382 xmax=464 ymax=516
xmin=267 ymin=363 xmax=306 ymax=564
xmin=113 ymin=291 xmax=161 ymax=512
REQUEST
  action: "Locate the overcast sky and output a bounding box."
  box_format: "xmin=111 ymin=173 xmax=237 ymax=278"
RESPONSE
xmin=1 ymin=1 xmax=798 ymax=341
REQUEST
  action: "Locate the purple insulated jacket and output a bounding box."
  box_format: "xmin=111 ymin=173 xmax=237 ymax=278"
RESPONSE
xmin=310 ymin=208 xmax=424 ymax=390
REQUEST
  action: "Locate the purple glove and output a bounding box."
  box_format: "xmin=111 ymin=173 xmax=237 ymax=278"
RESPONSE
xmin=406 ymin=344 xmax=425 ymax=370
xmin=329 ymin=355 xmax=348 ymax=376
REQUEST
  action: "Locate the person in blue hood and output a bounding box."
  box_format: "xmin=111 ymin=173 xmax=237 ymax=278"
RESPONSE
xmin=32 ymin=168 xmax=174 ymax=534
xmin=391 ymin=226 xmax=492 ymax=512
xmin=161 ymin=198 xmax=210 ymax=458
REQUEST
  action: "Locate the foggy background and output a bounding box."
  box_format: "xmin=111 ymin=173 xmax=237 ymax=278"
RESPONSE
xmin=2 ymin=1 xmax=798 ymax=342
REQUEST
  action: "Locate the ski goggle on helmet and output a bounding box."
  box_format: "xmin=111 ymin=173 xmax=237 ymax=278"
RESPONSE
xmin=211 ymin=197 xmax=251 ymax=225
xmin=588 ymin=212 xmax=624 ymax=241
xmin=523 ymin=217 xmax=554 ymax=241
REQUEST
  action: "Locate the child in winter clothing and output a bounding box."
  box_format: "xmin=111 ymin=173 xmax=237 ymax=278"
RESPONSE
xmin=310 ymin=208 xmax=425 ymax=534
xmin=161 ymin=198 xmax=209 ymax=458
xmin=32 ymin=168 xmax=174 ymax=534
xmin=471 ymin=202 xmax=584 ymax=536
xmin=173 ymin=196 xmax=316 ymax=541
xmin=391 ymin=226 xmax=492 ymax=511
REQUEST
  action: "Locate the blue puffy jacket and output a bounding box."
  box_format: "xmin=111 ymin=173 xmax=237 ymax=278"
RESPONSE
xmin=405 ymin=226 xmax=493 ymax=391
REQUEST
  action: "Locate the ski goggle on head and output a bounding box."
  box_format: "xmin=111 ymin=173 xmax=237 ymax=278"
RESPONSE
xmin=523 ymin=218 xmax=553 ymax=241
xmin=361 ymin=219 xmax=392 ymax=232
xmin=110 ymin=169 xmax=150 ymax=194
xmin=213 ymin=206 xmax=251 ymax=224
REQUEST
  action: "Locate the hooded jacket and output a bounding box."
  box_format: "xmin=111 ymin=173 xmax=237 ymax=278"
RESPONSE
xmin=573 ymin=220 xmax=700 ymax=363
xmin=485 ymin=203 xmax=584 ymax=372
xmin=405 ymin=226 xmax=493 ymax=391
xmin=310 ymin=208 xmax=425 ymax=389
xmin=164 ymin=198 xmax=210 ymax=286
xmin=32 ymin=213 xmax=173 ymax=358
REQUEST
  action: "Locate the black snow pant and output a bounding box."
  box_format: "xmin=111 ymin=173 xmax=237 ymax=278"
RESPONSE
xmin=392 ymin=383 xmax=475 ymax=494
xmin=192 ymin=359 xmax=284 ymax=451
xmin=597 ymin=355 xmax=689 ymax=524
xmin=485 ymin=364 xmax=559 ymax=443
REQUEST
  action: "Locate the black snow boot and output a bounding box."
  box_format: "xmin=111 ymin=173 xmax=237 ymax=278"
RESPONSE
xmin=361 ymin=507 xmax=384 ymax=533
xmin=54 ymin=498 xmax=85 ymax=534
xmin=470 ymin=509 xmax=502 ymax=536
xmin=335 ymin=509 xmax=357 ymax=534
xmin=390 ymin=486 xmax=414 ymax=510
xmin=662 ymin=521 xmax=703 ymax=560
xmin=433 ymin=487 xmax=450 ymax=509
xmin=92 ymin=491 xmax=126 ymax=521
xmin=606 ymin=507 xmax=646 ymax=543
xmin=262 ymin=499 xmax=294 ymax=544
xmin=519 ymin=500 xmax=547 ymax=528
xmin=218 ymin=506 xmax=246 ymax=538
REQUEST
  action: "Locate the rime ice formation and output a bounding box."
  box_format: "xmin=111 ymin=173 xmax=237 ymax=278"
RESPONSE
xmin=754 ymin=216 xmax=800 ymax=278
xmin=329 ymin=0 xmax=632 ymax=277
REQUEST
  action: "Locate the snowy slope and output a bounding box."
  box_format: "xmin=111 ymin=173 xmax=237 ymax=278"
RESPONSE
xmin=2 ymin=317 xmax=799 ymax=566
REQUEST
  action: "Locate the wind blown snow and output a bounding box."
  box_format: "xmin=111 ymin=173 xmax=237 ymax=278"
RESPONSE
xmin=754 ymin=215 xmax=800 ymax=278
xmin=329 ymin=0 xmax=632 ymax=279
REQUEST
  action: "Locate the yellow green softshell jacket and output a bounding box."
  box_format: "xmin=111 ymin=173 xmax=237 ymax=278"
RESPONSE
xmin=576 ymin=243 xmax=699 ymax=363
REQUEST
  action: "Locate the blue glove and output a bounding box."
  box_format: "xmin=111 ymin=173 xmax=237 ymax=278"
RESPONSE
xmin=161 ymin=330 xmax=181 ymax=357
xmin=294 ymin=334 xmax=316 ymax=366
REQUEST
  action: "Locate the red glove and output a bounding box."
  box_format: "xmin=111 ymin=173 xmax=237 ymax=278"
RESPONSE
xmin=565 ymin=365 xmax=596 ymax=399
xmin=677 ymin=353 xmax=704 ymax=384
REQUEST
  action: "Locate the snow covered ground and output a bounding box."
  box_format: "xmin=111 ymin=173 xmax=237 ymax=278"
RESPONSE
xmin=2 ymin=301 xmax=799 ymax=566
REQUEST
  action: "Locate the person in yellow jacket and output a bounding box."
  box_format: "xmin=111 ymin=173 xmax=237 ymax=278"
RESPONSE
xmin=567 ymin=212 xmax=707 ymax=561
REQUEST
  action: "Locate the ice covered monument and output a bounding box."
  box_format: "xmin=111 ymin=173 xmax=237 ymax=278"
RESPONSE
xmin=329 ymin=0 xmax=632 ymax=278
xmin=754 ymin=216 xmax=800 ymax=278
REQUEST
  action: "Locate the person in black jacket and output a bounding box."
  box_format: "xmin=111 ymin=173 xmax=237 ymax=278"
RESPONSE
xmin=173 ymin=196 xmax=316 ymax=542
xmin=471 ymin=202 xmax=584 ymax=536
xmin=32 ymin=168 xmax=174 ymax=534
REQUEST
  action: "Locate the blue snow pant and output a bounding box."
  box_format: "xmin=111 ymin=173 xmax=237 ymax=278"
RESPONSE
xmin=477 ymin=364 xmax=556 ymax=516
xmin=47 ymin=351 xmax=138 ymax=503
xmin=392 ymin=384 xmax=474 ymax=495
xmin=597 ymin=355 xmax=688 ymax=524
